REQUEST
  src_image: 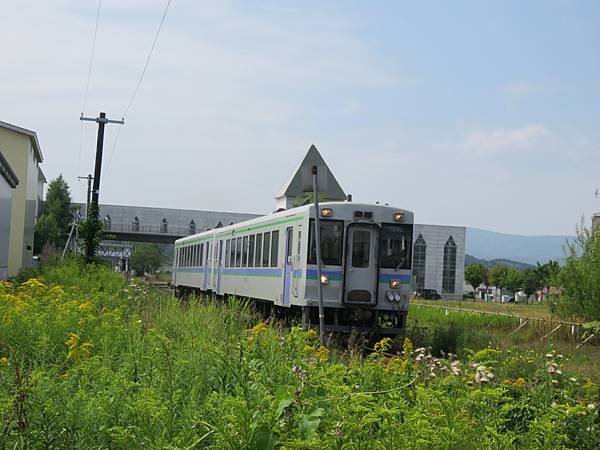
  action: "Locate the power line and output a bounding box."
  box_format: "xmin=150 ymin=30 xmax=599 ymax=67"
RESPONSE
xmin=122 ymin=0 xmax=172 ymax=118
xmin=78 ymin=0 xmax=102 ymax=174
xmin=107 ymin=0 xmax=171 ymax=171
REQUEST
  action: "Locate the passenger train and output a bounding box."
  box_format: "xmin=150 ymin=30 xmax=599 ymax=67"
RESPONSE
xmin=172 ymin=202 xmax=414 ymax=334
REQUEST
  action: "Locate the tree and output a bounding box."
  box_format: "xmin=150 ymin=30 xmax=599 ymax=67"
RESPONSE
xmin=34 ymin=174 xmax=73 ymax=253
xmin=555 ymin=224 xmax=600 ymax=320
xmin=464 ymin=264 xmax=487 ymax=291
xmin=503 ymin=268 xmax=523 ymax=294
xmin=521 ymin=268 xmax=540 ymax=297
xmin=489 ymin=264 xmax=510 ymax=299
xmin=130 ymin=243 xmax=167 ymax=275
xmin=293 ymin=192 xmax=329 ymax=207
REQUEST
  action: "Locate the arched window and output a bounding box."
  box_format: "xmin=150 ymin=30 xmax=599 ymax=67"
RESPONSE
xmin=132 ymin=216 xmax=140 ymax=232
xmin=161 ymin=217 xmax=168 ymax=233
xmin=104 ymin=214 xmax=111 ymax=230
xmin=412 ymin=234 xmax=426 ymax=290
xmin=442 ymin=236 xmax=457 ymax=293
xmin=189 ymin=219 xmax=196 ymax=235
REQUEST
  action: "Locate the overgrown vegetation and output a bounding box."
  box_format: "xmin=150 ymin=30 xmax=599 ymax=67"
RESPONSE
xmin=34 ymin=174 xmax=74 ymax=255
xmin=1 ymin=261 xmax=599 ymax=448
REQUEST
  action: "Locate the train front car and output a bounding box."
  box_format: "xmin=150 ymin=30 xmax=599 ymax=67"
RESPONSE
xmin=304 ymin=203 xmax=413 ymax=335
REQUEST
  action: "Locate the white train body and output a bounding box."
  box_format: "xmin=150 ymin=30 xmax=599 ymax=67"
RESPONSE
xmin=172 ymin=202 xmax=414 ymax=334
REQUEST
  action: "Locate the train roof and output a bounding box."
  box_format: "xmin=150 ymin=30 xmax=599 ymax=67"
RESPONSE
xmin=175 ymin=201 xmax=414 ymax=245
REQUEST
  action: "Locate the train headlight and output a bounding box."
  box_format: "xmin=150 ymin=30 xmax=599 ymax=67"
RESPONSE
xmin=394 ymin=293 xmax=401 ymax=302
xmin=393 ymin=212 xmax=404 ymax=222
xmin=387 ymin=292 xmax=395 ymax=302
xmin=390 ymin=279 xmax=401 ymax=289
xmin=320 ymin=274 xmax=329 ymax=285
xmin=320 ymin=208 xmax=333 ymax=217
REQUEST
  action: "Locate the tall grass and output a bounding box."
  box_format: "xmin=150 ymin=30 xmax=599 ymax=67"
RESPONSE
xmin=1 ymin=261 xmax=599 ymax=448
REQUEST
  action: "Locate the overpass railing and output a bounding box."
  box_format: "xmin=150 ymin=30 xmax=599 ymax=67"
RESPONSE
xmin=103 ymin=223 xmax=192 ymax=237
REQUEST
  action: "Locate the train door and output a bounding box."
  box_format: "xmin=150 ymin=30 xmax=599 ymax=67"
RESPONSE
xmin=203 ymin=241 xmax=210 ymax=291
xmin=344 ymin=223 xmax=379 ymax=305
xmin=282 ymin=227 xmax=293 ymax=305
xmin=216 ymin=239 xmax=223 ymax=293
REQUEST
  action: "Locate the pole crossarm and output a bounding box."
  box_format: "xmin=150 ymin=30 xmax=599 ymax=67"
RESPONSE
xmin=80 ymin=113 xmax=124 ymax=124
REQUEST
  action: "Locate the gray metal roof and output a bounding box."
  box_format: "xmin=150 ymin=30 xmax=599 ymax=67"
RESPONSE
xmin=275 ymin=145 xmax=346 ymax=201
xmin=73 ymin=203 xmax=261 ymax=233
xmin=0 ymin=150 xmax=18 ymax=188
xmin=0 ymin=120 xmax=43 ymax=163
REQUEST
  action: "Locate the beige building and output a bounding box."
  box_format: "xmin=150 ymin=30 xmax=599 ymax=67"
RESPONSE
xmin=0 ymin=120 xmax=45 ymax=277
xmin=593 ymin=213 xmax=600 ymax=233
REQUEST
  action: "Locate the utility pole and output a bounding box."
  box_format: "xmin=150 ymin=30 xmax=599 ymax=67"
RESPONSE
xmin=312 ymin=165 xmax=326 ymax=346
xmin=80 ymin=112 xmax=124 ymax=211
xmin=80 ymin=112 xmax=124 ymax=261
xmin=77 ymin=174 xmax=93 ymax=218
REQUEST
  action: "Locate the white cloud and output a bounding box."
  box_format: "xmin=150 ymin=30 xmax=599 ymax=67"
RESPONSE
xmin=463 ymin=124 xmax=551 ymax=156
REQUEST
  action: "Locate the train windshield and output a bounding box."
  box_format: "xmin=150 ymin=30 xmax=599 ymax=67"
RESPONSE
xmin=380 ymin=223 xmax=413 ymax=270
xmin=308 ymin=219 xmax=343 ymax=265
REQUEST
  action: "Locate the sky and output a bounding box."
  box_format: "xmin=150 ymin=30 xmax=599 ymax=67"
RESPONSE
xmin=1 ymin=0 xmax=599 ymax=235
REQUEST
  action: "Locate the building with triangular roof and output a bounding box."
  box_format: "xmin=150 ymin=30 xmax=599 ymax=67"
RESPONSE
xmin=275 ymin=145 xmax=347 ymax=210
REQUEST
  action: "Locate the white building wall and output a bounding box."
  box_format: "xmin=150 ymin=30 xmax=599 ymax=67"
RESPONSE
xmin=0 ymin=175 xmax=12 ymax=280
xmin=413 ymin=224 xmax=466 ymax=300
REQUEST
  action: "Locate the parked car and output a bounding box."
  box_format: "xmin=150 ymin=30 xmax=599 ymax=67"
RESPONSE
xmin=413 ymin=288 xmax=442 ymax=300
xmin=463 ymin=291 xmax=475 ymax=300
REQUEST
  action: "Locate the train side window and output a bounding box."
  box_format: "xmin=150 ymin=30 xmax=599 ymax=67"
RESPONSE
xmin=255 ymin=234 xmax=263 ymax=267
xmin=200 ymin=243 xmax=204 ymax=266
xmin=308 ymin=220 xmax=344 ymax=265
xmin=191 ymin=245 xmax=195 ymax=266
xmin=230 ymin=239 xmax=235 ymax=267
xmin=196 ymin=244 xmax=200 ymax=266
xmin=248 ymin=235 xmax=255 ymax=267
xmin=236 ymin=237 xmax=242 ymax=267
xmin=225 ymin=240 xmax=231 ymax=267
xmin=184 ymin=247 xmax=188 ymax=267
xmin=242 ymin=236 xmax=249 ymax=267
xmin=206 ymin=242 xmax=210 ymax=265
xmin=262 ymin=232 xmax=271 ymax=267
xmin=271 ymin=230 xmax=279 ymax=267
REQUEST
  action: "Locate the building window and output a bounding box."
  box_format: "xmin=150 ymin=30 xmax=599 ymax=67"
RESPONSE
xmin=161 ymin=218 xmax=168 ymax=233
xmin=442 ymin=236 xmax=457 ymax=293
xmin=189 ymin=220 xmax=196 ymax=235
xmin=104 ymin=214 xmax=111 ymax=230
xmin=412 ymin=234 xmax=426 ymax=290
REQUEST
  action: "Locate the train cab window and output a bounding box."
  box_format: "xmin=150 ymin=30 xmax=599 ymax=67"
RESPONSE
xmin=262 ymin=232 xmax=271 ymax=267
xmin=255 ymin=234 xmax=263 ymax=267
xmin=248 ymin=235 xmax=255 ymax=267
xmin=308 ymin=220 xmax=343 ymax=265
xmin=236 ymin=237 xmax=242 ymax=267
xmin=225 ymin=240 xmax=231 ymax=267
xmin=270 ymin=231 xmax=279 ymax=267
xmin=242 ymin=236 xmax=249 ymax=267
xmin=352 ymin=231 xmax=370 ymax=268
xmin=380 ymin=224 xmax=413 ymax=270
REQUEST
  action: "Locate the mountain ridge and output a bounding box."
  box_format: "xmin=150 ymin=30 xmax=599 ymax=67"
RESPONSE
xmin=465 ymin=227 xmax=573 ymax=265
